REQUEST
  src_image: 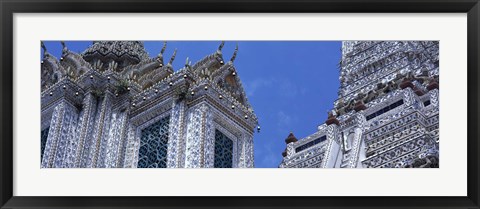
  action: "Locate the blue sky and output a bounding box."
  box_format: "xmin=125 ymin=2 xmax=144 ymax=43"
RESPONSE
xmin=42 ymin=41 xmax=342 ymax=168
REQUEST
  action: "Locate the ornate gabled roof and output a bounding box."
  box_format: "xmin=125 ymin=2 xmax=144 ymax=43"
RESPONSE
xmin=81 ymin=41 xmax=150 ymax=70
xmin=188 ymin=42 xmax=251 ymax=108
xmin=41 ymin=41 xmax=66 ymax=91
xmin=191 ymin=41 xmax=225 ymax=73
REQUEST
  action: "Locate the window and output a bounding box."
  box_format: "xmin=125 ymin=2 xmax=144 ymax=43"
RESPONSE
xmin=214 ymin=129 xmax=233 ymax=168
xmin=137 ymin=116 xmax=170 ymax=168
xmin=423 ymin=100 xmax=431 ymax=107
xmin=295 ymin=135 xmax=327 ymax=153
xmin=41 ymin=127 xmax=49 ymax=161
xmin=366 ymin=99 xmax=404 ymax=121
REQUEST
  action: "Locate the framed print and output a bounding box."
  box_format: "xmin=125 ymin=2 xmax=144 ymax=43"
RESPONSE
xmin=1 ymin=0 xmax=479 ymax=208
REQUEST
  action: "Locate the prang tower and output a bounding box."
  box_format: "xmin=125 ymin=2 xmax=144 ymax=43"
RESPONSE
xmin=280 ymin=41 xmax=439 ymax=168
xmin=41 ymin=41 xmax=257 ymax=168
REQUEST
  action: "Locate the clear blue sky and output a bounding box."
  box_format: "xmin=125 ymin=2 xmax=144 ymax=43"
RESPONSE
xmin=42 ymin=41 xmax=342 ymax=168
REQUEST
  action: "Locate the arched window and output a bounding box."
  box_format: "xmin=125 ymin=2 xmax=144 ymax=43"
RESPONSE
xmin=137 ymin=116 xmax=170 ymax=168
xmin=214 ymin=129 xmax=233 ymax=168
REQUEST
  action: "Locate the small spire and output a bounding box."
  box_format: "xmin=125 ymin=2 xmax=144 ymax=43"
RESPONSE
xmin=218 ymin=41 xmax=225 ymax=51
xmin=185 ymin=57 xmax=190 ymax=67
xmin=161 ymin=41 xmax=167 ymax=54
xmin=157 ymin=41 xmax=167 ymax=57
xmin=41 ymin=41 xmax=49 ymax=58
xmin=230 ymin=44 xmax=238 ymax=63
xmin=216 ymin=41 xmax=225 ymax=55
xmin=168 ymin=48 xmax=177 ymax=65
xmin=60 ymin=41 xmax=68 ymax=55
xmin=41 ymin=41 xmax=47 ymax=53
xmin=157 ymin=41 xmax=167 ymax=65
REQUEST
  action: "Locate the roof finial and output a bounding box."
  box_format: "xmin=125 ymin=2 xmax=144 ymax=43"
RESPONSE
xmin=168 ymin=48 xmax=177 ymax=65
xmin=216 ymin=41 xmax=225 ymax=55
xmin=41 ymin=41 xmax=47 ymax=53
xmin=160 ymin=41 xmax=167 ymax=54
xmin=185 ymin=57 xmax=190 ymax=67
xmin=230 ymin=44 xmax=238 ymax=63
xmin=157 ymin=41 xmax=167 ymax=65
xmin=218 ymin=41 xmax=225 ymax=51
xmin=60 ymin=41 xmax=68 ymax=55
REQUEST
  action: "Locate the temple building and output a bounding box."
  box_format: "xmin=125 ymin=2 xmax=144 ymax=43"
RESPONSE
xmin=280 ymin=41 xmax=439 ymax=168
xmin=40 ymin=41 xmax=258 ymax=168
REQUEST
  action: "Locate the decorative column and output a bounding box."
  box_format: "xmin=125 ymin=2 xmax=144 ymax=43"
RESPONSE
xmin=122 ymin=124 xmax=137 ymax=168
xmin=103 ymin=108 xmax=129 ymax=168
xmin=203 ymin=110 xmax=216 ymax=168
xmin=430 ymin=89 xmax=439 ymax=107
xmin=167 ymin=99 xmax=186 ymax=168
xmin=72 ymin=93 xmax=97 ymax=168
xmin=403 ymin=87 xmax=420 ymax=108
xmin=95 ymin=92 xmax=114 ymax=168
xmin=114 ymin=108 xmax=130 ymax=168
xmin=81 ymin=92 xmax=112 ymax=168
xmin=236 ymin=135 xmax=246 ymax=168
xmin=41 ymin=99 xmax=79 ymax=168
xmin=244 ymin=135 xmax=254 ymax=168
xmin=348 ymin=114 xmax=367 ymax=168
xmin=322 ymin=124 xmax=341 ymax=168
xmin=184 ymin=103 xmax=211 ymax=168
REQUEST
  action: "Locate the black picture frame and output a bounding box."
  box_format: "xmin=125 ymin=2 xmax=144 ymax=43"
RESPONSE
xmin=1 ymin=0 xmax=479 ymax=208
